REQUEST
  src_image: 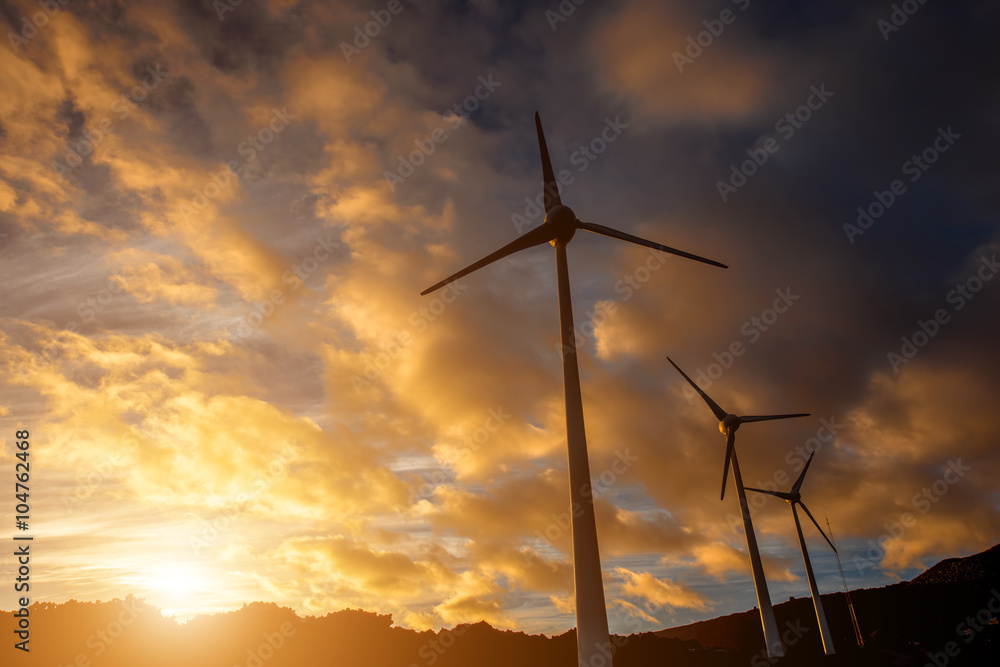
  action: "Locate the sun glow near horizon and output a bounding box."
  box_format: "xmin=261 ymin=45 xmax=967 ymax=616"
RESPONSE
xmin=113 ymin=560 xmax=219 ymax=618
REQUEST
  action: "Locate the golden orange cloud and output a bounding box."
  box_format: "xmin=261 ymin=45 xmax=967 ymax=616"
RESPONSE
xmin=616 ymin=567 xmax=711 ymax=612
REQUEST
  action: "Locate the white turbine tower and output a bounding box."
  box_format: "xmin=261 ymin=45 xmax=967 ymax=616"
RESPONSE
xmin=746 ymin=451 xmax=837 ymax=655
xmin=421 ymin=113 xmax=727 ymax=666
xmin=667 ymin=357 xmax=808 ymax=658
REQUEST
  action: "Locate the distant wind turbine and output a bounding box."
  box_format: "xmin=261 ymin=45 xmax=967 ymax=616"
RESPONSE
xmin=421 ymin=113 xmax=727 ymax=666
xmin=826 ymin=516 xmax=865 ymax=648
xmin=667 ymin=357 xmax=808 ymax=658
xmin=746 ymin=451 xmax=837 ymax=655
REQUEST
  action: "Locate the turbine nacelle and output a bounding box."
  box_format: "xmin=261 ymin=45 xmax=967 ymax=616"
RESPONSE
xmin=720 ymin=414 xmax=741 ymax=434
xmin=543 ymin=204 xmax=578 ymax=245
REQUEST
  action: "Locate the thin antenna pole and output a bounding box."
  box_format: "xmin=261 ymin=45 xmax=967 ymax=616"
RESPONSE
xmin=826 ymin=516 xmax=864 ymax=647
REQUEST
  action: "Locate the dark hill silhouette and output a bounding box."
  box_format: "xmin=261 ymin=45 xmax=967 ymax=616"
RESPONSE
xmin=3 ymin=544 xmax=998 ymax=666
xmin=658 ymin=542 xmax=1000 ymax=665
xmin=910 ymin=542 xmax=1000 ymax=586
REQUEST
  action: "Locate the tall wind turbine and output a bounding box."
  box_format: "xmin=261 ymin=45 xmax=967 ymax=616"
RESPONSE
xmin=667 ymin=357 xmax=807 ymax=658
xmin=421 ymin=114 xmax=727 ymax=666
xmin=746 ymin=451 xmax=837 ymax=655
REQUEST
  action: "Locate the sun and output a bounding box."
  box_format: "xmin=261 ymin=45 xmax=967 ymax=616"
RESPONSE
xmin=152 ymin=565 xmax=201 ymax=597
xmin=126 ymin=561 xmax=206 ymax=600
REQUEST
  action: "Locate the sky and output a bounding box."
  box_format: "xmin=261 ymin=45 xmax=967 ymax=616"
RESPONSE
xmin=1 ymin=0 xmax=998 ymax=638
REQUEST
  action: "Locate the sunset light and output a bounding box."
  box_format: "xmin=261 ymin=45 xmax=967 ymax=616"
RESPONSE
xmin=1 ymin=1 xmax=998 ymax=665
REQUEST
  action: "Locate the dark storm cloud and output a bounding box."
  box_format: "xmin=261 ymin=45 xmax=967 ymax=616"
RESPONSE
xmin=58 ymin=98 xmax=87 ymax=139
xmin=355 ymin=0 xmax=987 ymax=430
xmin=554 ymin=0 xmax=1000 ymax=422
xmin=174 ymin=0 xmax=305 ymax=76
xmin=146 ymin=74 xmax=216 ymax=158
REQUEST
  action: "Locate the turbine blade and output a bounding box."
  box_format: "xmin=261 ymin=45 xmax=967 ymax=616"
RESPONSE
xmin=792 ymin=451 xmax=816 ymax=494
xmin=578 ymin=222 xmax=728 ymax=269
xmin=721 ymin=428 xmax=735 ymax=501
xmin=666 ymin=357 xmax=728 ymax=422
xmin=738 ymin=413 xmax=810 ymax=423
xmin=744 ymin=487 xmax=792 ymax=500
xmin=535 ymin=112 xmax=561 ymax=214
xmin=421 ymin=224 xmax=553 ymax=295
xmin=800 ymin=501 xmax=836 ymax=552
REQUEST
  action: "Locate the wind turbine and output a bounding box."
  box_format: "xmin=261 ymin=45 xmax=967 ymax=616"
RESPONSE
xmin=826 ymin=516 xmax=865 ymax=648
xmin=421 ymin=113 xmax=727 ymax=666
xmin=667 ymin=357 xmax=808 ymax=658
xmin=746 ymin=451 xmax=837 ymax=655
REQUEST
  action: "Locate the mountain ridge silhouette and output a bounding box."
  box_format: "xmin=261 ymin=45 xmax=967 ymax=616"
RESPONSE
xmin=4 ymin=544 xmax=998 ymax=666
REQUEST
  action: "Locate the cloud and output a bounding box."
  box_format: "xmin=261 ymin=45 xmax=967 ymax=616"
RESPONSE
xmin=592 ymin=0 xmax=778 ymax=121
xmin=0 ymin=320 xmax=408 ymax=521
xmin=613 ymin=598 xmax=660 ymax=625
xmin=616 ymin=567 xmax=711 ymax=613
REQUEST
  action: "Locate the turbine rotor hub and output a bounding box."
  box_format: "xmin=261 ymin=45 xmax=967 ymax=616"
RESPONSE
xmin=721 ymin=414 xmax=741 ymax=433
xmin=544 ymin=204 xmax=578 ymax=245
